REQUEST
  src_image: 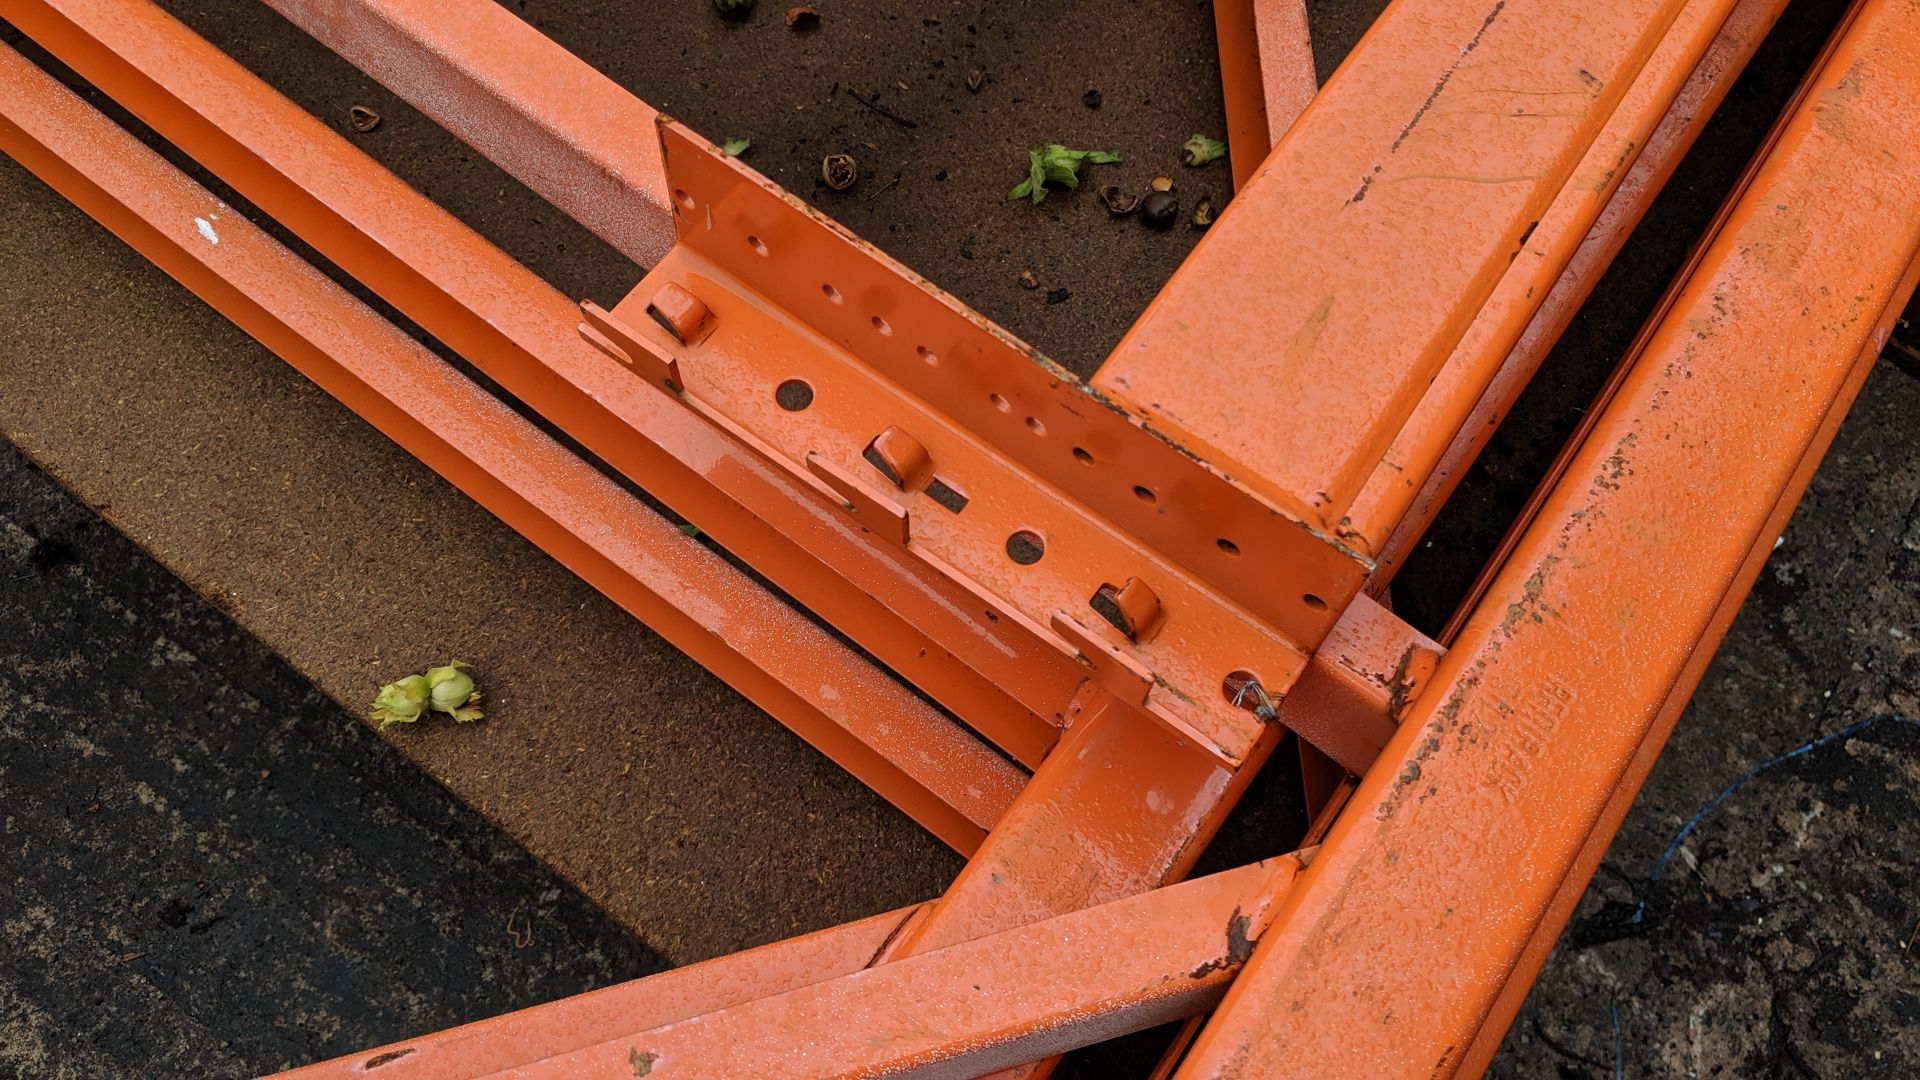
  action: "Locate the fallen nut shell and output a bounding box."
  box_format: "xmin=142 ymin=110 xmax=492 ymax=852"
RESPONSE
xmin=785 ymin=5 xmax=819 ymax=29
xmin=348 ymin=104 xmax=380 ymax=132
xmin=1101 ymin=186 xmax=1140 ymax=216
xmin=1140 ymin=190 xmax=1178 ymax=229
xmin=1192 ymin=196 xmax=1214 ymax=227
xmin=966 ymin=68 xmax=986 ymax=93
xmin=1150 ymin=175 xmax=1174 ymax=193
xmin=1019 ymin=270 xmax=1039 ymax=289
xmin=821 ymin=153 xmax=858 ymax=191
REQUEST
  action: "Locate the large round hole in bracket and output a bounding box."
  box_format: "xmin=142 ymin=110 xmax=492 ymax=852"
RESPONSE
xmin=1072 ymin=446 xmax=1096 ymax=465
xmin=1005 ymin=529 xmax=1046 ymax=565
xmin=746 ymin=234 xmax=769 ymax=256
xmin=871 ymin=315 xmax=893 ymax=336
xmin=1025 ymin=416 xmax=1047 ymax=436
xmin=775 ymin=379 xmax=815 ymax=412
xmin=989 ymin=393 xmax=1012 ymax=413
xmin=672 ymin=188 xmax=696 ymax=210
xmin=1217 ymin=538 xmax=1241 ymax=556
xmin=1302 ymin=593 xmax=1328 ymax=611
xmin=822 ymin=283 xmax=843 ymax=303
xmin=916 ymin=345 xmax=938 ymax=366
xmin=1133 ymin=485 xmax=1157 ymax=505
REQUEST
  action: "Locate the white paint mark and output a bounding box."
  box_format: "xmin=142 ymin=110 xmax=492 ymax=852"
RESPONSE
xmin=194 ymin=217 xmax=219 ymax=245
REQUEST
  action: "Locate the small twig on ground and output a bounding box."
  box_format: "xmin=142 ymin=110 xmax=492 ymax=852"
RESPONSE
xmin=867 ymin=173 xmax=901 ymax=201
xmin=847 ymin=87 xmax=918 ymax=128
xmin=505 ymin=901 xmax=535 ymax=949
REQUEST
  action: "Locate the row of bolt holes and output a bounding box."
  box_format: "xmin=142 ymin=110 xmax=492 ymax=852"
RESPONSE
xmin=750 ymin=238 xmax=1331 ymax=693
xmin=751 ymin=235 xmax=1235 ymax=551
xmin=707 ymin=204 xmax=1298 ymax=707
xmin=775 ymin=373 xmax=1330 ymax=614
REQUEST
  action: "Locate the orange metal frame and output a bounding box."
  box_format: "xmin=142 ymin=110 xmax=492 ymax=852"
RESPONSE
xmin=3 ymin=0 xmax=1916 ymax=1075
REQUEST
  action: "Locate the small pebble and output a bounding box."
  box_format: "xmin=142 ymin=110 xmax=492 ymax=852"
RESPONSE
xmin=1045 ymin=288 xmax=1071 ymax=305
xmin=1082 ymin=88 xmax=1103 ymax=109
xmin=1019 ymin=270 xmax=1039 ymax=289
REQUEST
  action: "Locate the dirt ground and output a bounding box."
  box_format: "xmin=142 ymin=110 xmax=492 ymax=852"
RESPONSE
xmin=1 ymin=0 xmax=1916 ymax=1075
xmin=0 ymin=440 xmax=666 ymax=1074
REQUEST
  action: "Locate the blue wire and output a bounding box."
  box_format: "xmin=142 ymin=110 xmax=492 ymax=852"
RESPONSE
xmin=1631 ymin=712 xmax=1915 ymax=924
xmin=1611 ymin=1002 xmax=1623 ymax=1080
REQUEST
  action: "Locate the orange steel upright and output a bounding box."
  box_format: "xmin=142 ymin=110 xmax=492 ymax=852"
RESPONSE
xmin=1178 ymin=1 xmax=1920 ymax=1073
xmin=1 ymin=0 xmax=1916 ymax=1074
xmin=1212 ymin=0 xmax=1316 ymax=188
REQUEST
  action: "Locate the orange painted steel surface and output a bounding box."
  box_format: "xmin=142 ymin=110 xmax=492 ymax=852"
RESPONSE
xmin=5 ymin=0 xmax=1072 ymax=771
xmin=281 ymin=904 xmax=932 ymax=1078
xmin=1213 ymin=0 xmax=1316 ymax=190
xmin=857 ymin=600 xmax=1435 ymax=1079
xmin=299 ymin=0 xmax=1366 ymax=730
xmin=614 ymin=124 xmax=1336 ymax=768
xmin=1098 ymin=0 xmax=1687 ymax=540
xmin=501 ymin=861 xmax=1297 ymax=1078
xmin=890 ymin=691 xmax=1260 ymax=965
xmin=1432 ymin=55 xmax=1887 ymax=1050
xmin=1271 ymin=593 xmax=1440 ymax=769
xmin=621 ymin=128 xmax=1365 ymax=667
xmin=1366 ymin=0 xmax=1794 ymax=587
xmin=1177 ymin=0 xmax=1920 ymax=1068
xmin=0 ymin=40 xmax=1022 ymax=854
xmin=6 ymin=0 xmax=1905 ymax=1070
xmin=260 ymin=0 xmax=676 ymax=266
xmin=1454 ymin=270 xmax=1906 ymax=1074
xmin=1340 ymin=0 xmax=1743 ymax=556
xmin=1435 ymin=0 xmax=1836 ymax=647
